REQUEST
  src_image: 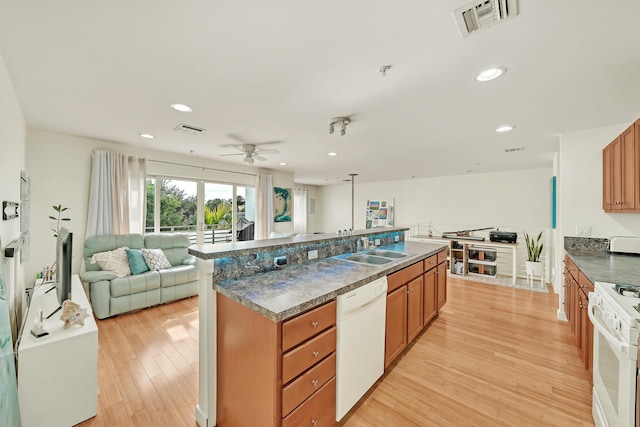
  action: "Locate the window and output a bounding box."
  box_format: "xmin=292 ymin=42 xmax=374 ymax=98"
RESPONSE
xmin=147 ymin=176 xmax=254 ymax=243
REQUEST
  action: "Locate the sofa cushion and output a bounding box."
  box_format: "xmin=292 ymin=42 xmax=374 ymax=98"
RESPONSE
xmin=158 ymin=265 xmax=198 ymax=287
xmin=142 ymin=248 xmax=172 ymax=270
xmin=92 ymin=246 xmax=131 ymax=278
xmin=110 ymin=271 xmax=161 ymax=298
xmin=144 ymin=233 xmax=191 ymax=266
xmin=84 ymin=234 xmax=144 ymax=272
xmin=125 ymin=248 xmax=150 ymax=274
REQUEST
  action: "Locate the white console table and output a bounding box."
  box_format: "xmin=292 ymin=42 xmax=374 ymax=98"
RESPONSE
xmin=18 ymin=274 xmax=98 ymax=427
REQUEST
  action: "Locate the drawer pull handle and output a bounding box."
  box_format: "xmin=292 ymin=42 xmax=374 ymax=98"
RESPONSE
xmin=312 ymin=379 xmax=319 ymax=387
xmin=311 ymin=321 xmax=319 ymax=328
xmin=312 ymin=351 xmax=319 ymax=358
xmin=312 ymin=420 xmax=318 ymax=426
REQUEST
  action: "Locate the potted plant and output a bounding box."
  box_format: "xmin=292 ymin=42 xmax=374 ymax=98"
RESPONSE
xmin=524 ymin=231 xmax=544 ymax=277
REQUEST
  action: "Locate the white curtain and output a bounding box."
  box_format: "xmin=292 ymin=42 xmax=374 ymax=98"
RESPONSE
xmin=255 ymin=173 xmax=273 ymax=240
xmin=293 ymin=187 xmax=308 ymax=235
xmin=86 ymin=150 xmax=147 ymax=237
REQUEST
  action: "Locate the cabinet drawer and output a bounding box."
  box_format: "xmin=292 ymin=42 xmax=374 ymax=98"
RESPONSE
xmin=565 ymin=256 xmax=578 ymax=280
xmin=282 ymin=377 xmax=336 ymax=427
xmin=388 ymin=262 xmax=423 ymax=293
xmin=578 ymin=272 xmax=594 ymax=293
xmin=282 ymin=352 xmax=336 ymax=416
xmin=282 ymin=301 xmax=336 ymax=352
xmin=437 ymin=249 xmax=448 ymax=265
xmin=282 ymin=327 xmax=336 ymax=384
xmin=423 ymin=254 xmax=437 ymax=270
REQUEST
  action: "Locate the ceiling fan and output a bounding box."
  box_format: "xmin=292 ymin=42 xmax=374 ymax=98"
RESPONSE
xmin=220 ymin=134 xmax=281 ymax=164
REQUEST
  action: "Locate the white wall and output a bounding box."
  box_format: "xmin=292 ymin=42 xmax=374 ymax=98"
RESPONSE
xmin=317 ymin=168 xmax=553 ymax=234
xmin=555 ymin=122 xmax=640 ymax=317
xmin=25 ymin=129 xmax=294 ymax=284
xmin=559 ymin=123 xmax=640 ymax=239
xmin=0 ymin=52 xmax=27 ymax=336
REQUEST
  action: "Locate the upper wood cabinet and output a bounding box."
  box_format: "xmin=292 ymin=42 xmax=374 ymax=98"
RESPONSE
xmin=603 ymin=119 xmax=639 ymax=212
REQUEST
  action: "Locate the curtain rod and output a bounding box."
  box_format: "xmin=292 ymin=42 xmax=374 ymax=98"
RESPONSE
xmin=148 ymin=159 xmax=257 ymax=177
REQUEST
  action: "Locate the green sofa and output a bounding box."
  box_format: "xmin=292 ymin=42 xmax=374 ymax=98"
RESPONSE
xmin=81 ymin=233 xmax=198 ymax=319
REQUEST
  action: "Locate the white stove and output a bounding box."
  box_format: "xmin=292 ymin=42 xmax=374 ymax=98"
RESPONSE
xmin=589 ymin=280 xmax=640 ymax=426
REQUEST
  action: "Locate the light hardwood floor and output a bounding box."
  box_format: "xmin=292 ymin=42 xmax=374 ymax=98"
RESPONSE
xmin=79 ymin=276 xmax=594 ymax=427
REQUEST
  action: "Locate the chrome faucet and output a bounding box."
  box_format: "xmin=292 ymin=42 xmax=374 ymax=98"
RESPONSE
xmin=360 ymin=237 xmax=369 ymax=252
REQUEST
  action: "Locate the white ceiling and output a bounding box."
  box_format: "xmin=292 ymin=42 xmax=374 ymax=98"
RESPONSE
xmin=1 ymin=1 xmax=640 ymax=185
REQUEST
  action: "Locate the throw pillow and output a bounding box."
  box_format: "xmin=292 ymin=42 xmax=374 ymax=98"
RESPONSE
xmin=125 ymin=248 xmax=150 ymax=275
xmin=91 ymin=246 xmax=131 ymax=278
xmin=141 ymin=248 xmax=172 ymax=271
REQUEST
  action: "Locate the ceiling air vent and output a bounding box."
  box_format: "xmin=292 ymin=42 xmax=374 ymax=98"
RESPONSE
xmin=454 ymin=0 xmax=518 ymax=38
xmin=173 ymin=123 xmax=206 ymax=135
xmin=504 ymin=146 xmax=525 ymax=153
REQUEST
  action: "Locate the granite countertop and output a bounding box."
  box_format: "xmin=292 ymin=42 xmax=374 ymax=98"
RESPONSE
xmin=565 ymin=249 xmax=640 ymax=286
xmin=215 ymin=241 xmax=447 ymax=322
xmin=189 ymin=226 xmax=409 ymax=259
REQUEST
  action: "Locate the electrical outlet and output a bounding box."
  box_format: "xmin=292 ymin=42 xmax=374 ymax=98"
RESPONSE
xmin=308 ymin=249 xmax=318 ymax=260
xmin=576 ymin=225 xmax=591 ymax=236
xmin=394 ymin=235 xmax=400 ymax=242
xmin=374 ymin=239 xmax=380 ymax=246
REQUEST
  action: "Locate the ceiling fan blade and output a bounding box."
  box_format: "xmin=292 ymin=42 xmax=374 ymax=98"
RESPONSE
xmin=253 ymin=140 xmax=282 ymax=147
xmin=219 ymin=153 xmax=245 ymax=157
xmin=253 ymin=154 xmax=267 ymax=161
xmin=255 ymin=148 xmax=279 ymax=154
xmin=220 ymin=143 xmax=245 ymax=152
xmin=226 ymin=133 xmax=249 ymax=144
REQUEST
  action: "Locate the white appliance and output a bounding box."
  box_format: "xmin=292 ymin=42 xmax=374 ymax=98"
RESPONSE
xmin=588 ymin=280 xmax=640 ymax=427
xmin=335 ymin=276 xmax=388 ymax=421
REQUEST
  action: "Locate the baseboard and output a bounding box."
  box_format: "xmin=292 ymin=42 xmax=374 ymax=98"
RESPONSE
xmin=195 ymin=404 xmax=208 ymax=427
xmin=557 ymin=308 xmax=568 ymax=322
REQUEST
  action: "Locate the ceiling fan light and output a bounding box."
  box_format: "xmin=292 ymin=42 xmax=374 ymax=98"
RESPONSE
xmin=243 ymin=155 xmax=254 ymax=164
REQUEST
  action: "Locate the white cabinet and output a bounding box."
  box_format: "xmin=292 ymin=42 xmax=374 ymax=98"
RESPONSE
xmin=18 ymin=275 xmax=98 ymax=427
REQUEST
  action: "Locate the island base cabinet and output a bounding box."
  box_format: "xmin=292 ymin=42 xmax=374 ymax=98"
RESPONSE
xmin=385 ymin=286 xmax=408 ymax=368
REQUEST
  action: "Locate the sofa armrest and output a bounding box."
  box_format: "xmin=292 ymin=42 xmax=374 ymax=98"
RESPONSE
xmin=182 ymin=256 xmax=196 ymax=266
xmin=81 ymin=270 xmax=117 ymax=283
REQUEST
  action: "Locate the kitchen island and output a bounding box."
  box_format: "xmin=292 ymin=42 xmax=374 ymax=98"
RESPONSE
xmin=188 ymin=228 xmax=448 ymax=427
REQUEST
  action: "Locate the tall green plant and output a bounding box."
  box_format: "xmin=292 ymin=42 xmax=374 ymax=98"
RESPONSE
xmin=204 ymin=203 xmax=232 ymax=225
xmin=49 ymin=204 xmax=71 ymax=237
xmin=524 ymin=231 xmax=543 ymax=262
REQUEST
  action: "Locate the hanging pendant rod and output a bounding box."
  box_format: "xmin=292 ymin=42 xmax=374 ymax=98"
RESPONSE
xmin=148 ymin=159 xmax=257 ymax=177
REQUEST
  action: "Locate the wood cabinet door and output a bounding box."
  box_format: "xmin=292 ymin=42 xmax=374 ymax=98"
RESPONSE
xmin=384 ymin=286 xmax=407 ymax=368
xmin=578 ymin=289 xmax=589 ymax=367
xmin=603 ymin=143 xmax=613 ymax=210
xmin=572 ymin=283 xmax=581 ymax=348
xmin=407 ymin=276 xmax=423 ymax=342
xmin=621 ymin=124 xmax=636 ymax=210
xmin=636 ymin=118 xmax=640 ymax=210
xmin=436 ymin=262 xmax=447 ymax=310
xmin=612 ymin=137 xmax=623 ymax=210
xmin=423 ymin=268 xmax=437 ymax=325
xmin=564 ymin=267 xmax=571 ymax=321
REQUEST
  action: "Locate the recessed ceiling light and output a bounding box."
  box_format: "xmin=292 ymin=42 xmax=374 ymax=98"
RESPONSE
xmin=139 ymin=133 xmax=155 ymax=139
xmin=279 ymin=162 xmax=287 ymax=166
xmin=475 ymin=67 xmax=506 ymax=82
xmin=496 ymin=125 xmax=515 ymax=133
xmin=171 ymin=103 xmax=193 ymax=112
xmin=328 ymin=152 xmax=338 ymax=156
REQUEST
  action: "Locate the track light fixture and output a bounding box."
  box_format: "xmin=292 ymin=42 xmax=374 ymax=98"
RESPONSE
xmin=329 ymin=117 xmax=351 ymax=136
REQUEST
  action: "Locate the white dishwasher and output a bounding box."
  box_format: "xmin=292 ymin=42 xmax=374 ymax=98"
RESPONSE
xmin=336 ymin=276 xmax=388 ymax=421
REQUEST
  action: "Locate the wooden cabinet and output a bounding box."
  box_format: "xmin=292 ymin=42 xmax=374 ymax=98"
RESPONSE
xmin=385 ymin=250 xmax=448 ymax=368
xmin=603 ymin=120 xmax=639 ymax=212
xmin=563 ymin=255 xmax=594 ymax=381
xmin=407 ymin=276 xmax=424 ymax=342
xmin=423 ymin=266 xmax=437 ymax=325
xmin=216 ymin=295 xmax=336 ymax=426
xmin=437 ymin=259 xmax=447 ymax=310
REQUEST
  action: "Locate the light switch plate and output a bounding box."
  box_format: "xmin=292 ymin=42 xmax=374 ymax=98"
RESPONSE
xmin=308 ymin=249 xmax=318 ymax=260
xmin=394 ymin=235 xmax=400 ymax=242
xmin=374 ymin=239 xmax=380 ymax=246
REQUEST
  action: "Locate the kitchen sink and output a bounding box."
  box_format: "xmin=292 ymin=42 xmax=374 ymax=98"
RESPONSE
xmin=366 ymin=249 xmax=409 ymax=259
xmin=343 ymin=254 xmax=394 ymax=265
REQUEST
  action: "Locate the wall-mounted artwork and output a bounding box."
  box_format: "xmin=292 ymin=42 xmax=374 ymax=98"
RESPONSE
xmin=274 ymin=187 xmax=292 ymax=222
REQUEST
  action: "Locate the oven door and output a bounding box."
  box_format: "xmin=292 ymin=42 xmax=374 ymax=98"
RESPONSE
xmin=588 ymin=301 xmax=637 ymax=427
